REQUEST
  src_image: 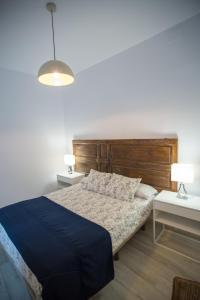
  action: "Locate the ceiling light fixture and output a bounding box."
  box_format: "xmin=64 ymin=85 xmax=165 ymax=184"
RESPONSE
xmin=38 ymin=2 xmax=74 ymax=86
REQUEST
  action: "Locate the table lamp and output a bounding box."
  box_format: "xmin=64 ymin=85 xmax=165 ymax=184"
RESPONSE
xmin=171 ymin=163 xmax=194 ymax=199
xmin=64 ymin=154 xmax=75 ymax=174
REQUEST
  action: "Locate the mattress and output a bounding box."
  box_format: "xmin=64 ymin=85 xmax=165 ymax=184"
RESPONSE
xmin=0 ymin=183 xmax=152 ymax=299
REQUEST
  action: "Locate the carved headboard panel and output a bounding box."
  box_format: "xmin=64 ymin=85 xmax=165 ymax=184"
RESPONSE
xmin=73 ymin=139 xmax=178 ymax=191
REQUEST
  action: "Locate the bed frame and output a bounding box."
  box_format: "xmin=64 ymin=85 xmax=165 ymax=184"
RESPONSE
xmin=73 ymin=138 xmax=178 ymax=256
xmin=73 ymin=138 xmax=178 ymax=192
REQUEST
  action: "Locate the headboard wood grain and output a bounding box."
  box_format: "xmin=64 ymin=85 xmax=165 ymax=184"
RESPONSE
xmin=73 ymin=139 xmax=178 ymax=192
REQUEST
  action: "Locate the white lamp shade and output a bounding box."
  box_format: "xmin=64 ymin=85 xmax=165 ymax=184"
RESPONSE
xmin=171 ymin=163 xmax=194 ymax=183
xmin=64 ymin=154 xmax=75 ymax=166
xmin=38 ymin=60 xmax=74 ymax=86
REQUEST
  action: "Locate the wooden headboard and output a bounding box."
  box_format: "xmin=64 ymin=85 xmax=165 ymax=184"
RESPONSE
xmin=73 ymin=139 xmax=178 ymax=192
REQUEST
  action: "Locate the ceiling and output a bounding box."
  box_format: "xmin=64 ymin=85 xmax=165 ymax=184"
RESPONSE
xmin=1 ymin=0 xmax=200 ymax=76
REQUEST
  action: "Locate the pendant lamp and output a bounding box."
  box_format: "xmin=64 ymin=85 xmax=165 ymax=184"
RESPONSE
xmin=38 ymin=2 xmax=74 ymax=86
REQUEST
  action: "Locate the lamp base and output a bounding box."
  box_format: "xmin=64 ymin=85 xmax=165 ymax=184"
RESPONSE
xmin=177 ymin=183 xmax=188 ymax=200
xmin=68 ymin=166 xmax=73 ymax=174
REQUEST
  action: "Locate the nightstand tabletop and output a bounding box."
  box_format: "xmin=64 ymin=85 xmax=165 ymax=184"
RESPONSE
xmin=57 ymin=171 xmax=84 ymax=179
xmin=57 ymin=172 xmax=85 ymax=185
xmin=154 ymin=190 xmax=200 ymax=211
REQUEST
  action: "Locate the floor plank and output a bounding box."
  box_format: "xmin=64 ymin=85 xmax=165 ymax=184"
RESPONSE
xmin=159 ymin=230 xmax=200 ymax=261
xmin=91 ymin=219 xmax=200 ymax=300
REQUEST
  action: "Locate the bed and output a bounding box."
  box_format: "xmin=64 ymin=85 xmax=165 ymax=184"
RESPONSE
xmin=0 ymin=138 xmax=177 ymax=300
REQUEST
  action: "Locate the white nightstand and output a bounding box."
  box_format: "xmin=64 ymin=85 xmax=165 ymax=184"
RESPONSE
xmin=153 ymin=190 xmax=200 ymax=263
xmin=57 ymin=172 xmax=85 ymax=188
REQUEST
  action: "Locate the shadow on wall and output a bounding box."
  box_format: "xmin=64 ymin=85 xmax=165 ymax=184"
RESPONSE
xmin=73 ymin=132 xmax=178 ymax=139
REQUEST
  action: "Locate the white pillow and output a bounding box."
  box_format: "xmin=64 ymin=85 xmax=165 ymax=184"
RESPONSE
xmin=105 ymin=173 xmax=141 ymax=202
xmin=135 ymin=183 xmax=158 ymax=200
xmin=80 ymin=176 xmax=88 ymax=189
xmin=81 ymin=169 xmax=111 ymax=194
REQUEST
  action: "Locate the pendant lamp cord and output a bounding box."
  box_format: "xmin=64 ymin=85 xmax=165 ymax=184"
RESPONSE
xmin=51 ymin=10 xmax=56 ymax=60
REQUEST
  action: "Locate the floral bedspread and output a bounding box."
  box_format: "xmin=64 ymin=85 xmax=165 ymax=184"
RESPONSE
xmin=0 ymin=183 xmax=152 ymax=299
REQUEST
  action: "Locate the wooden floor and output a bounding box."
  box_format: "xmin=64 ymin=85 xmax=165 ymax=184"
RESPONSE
xmin=0 ymin=220 xmax=199 ymax=300
xmin=91 ymin=220 xmax=200 ymax=300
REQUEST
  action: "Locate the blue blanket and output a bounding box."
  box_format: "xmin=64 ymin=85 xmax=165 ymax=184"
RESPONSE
xmin=0 ymin=196 xmax=114 ymax=300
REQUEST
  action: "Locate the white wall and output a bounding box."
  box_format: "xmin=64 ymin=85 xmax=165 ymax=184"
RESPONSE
xmin=1 ymin=11 xmax=199 ymax=207
xmin=0 ymin=68 xmax=66 ymax=207
xmin=63 ymin=13 xmax=200 ymax=195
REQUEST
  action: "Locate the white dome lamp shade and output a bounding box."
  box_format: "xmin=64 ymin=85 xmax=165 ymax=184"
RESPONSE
xmin=38 ymin=60 xmax=74 ymax=86
xmin=38 ymin=3 xmax=75 ymax=86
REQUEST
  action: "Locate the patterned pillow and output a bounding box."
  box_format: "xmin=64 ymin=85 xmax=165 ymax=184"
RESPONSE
xmin=83 ymin=169 xmax=112 ymax=194
xmin=80 ymin=176 xmax=88 ymax=189
xmin=105 ymin=173 xmax=141 ymax=202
